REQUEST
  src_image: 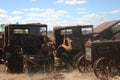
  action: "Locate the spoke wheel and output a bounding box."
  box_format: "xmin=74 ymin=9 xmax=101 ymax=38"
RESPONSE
xmin=77 ymin=55 xmax=91 ymax=73
xmin=72 ymin=52 xmax=84 ymax=68
xmin=94 ymin=57 xmax=110 ymax=79
xmin=108 ymin=60 xmax=119 ymax=77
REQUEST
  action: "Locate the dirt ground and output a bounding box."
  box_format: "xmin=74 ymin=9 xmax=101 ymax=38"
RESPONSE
xmin=0 ymin=64 xmax=119 ymax=80
xmin=0 ymin=66 xmax=120 ymax=80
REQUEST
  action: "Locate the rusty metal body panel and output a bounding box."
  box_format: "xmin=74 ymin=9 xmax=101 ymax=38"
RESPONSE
xmin=80 ymin=27 xmax=120 ymax=77
xmin=85 ymin=40 xmax=120 ymax=63
xmin=93 ymin=20 xmax=120 ymax=40
xmin=53 ymin=25 xmax=93 ymax=50
xmin=84 ymin=39 xmax=120 ymax=78
xmin=53 ymin=25 xmax=93 ymax=67
xmin=4 ymin=23 xmax=47 ymax=47
xmin=2 ymin=23 xmax=54 ymax=73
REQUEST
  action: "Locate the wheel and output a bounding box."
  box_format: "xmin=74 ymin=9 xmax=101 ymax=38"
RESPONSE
xmin=108 ymin=60 xmax=119 ymax=77
xmin=77 ymin=55 xmax=91 ymax=73
xmin=94 ymin=57 xmax=110 ymax=79
xmin=72 ymin=51 xmax=84 ymax=68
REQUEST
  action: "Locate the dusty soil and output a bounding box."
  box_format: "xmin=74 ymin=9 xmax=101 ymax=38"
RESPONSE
xmin=0 ymin=65 xmax=119 ymax=80
xmin=0 ymin=70 xmax=98 ymax=80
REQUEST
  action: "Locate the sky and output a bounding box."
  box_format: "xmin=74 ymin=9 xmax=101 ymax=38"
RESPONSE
xmin=0 ymin=0 xmax=120 ymax=30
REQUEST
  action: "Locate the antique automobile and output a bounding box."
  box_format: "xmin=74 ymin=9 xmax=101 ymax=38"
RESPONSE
xmin=77 ymin=38 xmax=120 ymax=79
xmin=53 ymin=25 xmax=93 ymax=68
xmin=77 ymin=20 xmax=120 ymax=79
xmin=2 ymin=23 xmax=54 ymax=73
xmin=93 ymin=20 xmax=120 ymax=40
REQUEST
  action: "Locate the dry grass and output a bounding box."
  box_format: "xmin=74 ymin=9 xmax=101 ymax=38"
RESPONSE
xmin=0 ymin=70 xmax=97 ymax=80
xmin=0 ymin=65 xmax=119 ymax=80
xmin=47 ymin=31 xmax=54 ymax=41
xmin=0 ymin=69 xmax=120 ymax=80
xmin=0 ymin=73 xmax=28 ymax=80
xmin=0 ymin=33 xmax=119 ymax=80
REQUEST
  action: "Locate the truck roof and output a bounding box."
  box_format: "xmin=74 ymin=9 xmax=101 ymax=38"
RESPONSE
xmin=54 ymin=25 xmax=93 ymax=31
xmin=94 ymin=20 xmax=120 ymax=34
xmin=4 ymin=23 xmax=47 ymax=28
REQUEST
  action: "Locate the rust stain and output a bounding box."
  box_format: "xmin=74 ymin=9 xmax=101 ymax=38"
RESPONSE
xmin=94 ymin=20 xmax=120 ymax=34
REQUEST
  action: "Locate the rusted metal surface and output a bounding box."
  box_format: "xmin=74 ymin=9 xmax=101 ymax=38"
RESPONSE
xmin=78 ymin=22 xmax=120 ymax=77
xmin=2 ymin=23 xmax=54 ymax=73
xmin=93 ymin=20 xmax=120 ymax=40
xmin=0 ymin=38 xmax=3 ymax=49
xmin=0 ymin=35 xmax=3 ymax=48
xmin=53 ymin=25 xmax=93 ymax=68
xmin=93 ymin=40 xmax=120 ymax=60
xmin=54 ymin=25 xmax=93 ymax=31
xmin=94 ymin=20 xmax=120 ymax=34
xmin=84 ymin=39 xmax=120 ymax=78
xmin=54 ymin=25 xmax=93 ymax=49
xmin=85 ymin=39 xmax=120 ymax=62
xmin=4 ymin=23 xmax=47 ymax=28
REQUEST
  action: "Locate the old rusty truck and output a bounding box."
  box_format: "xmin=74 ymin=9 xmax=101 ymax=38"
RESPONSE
xmin=77 ymin=20 xmax=120 ymax=79
xmin=0 ymin=23 xmax=54 ymax=73
xmin=53 ymin=25 xmax=93 ymax=69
